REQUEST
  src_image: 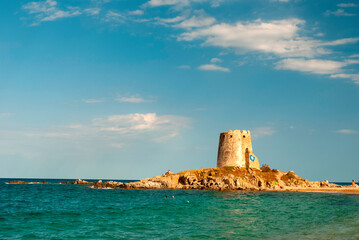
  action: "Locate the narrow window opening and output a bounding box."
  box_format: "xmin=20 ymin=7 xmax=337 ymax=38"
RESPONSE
xmin=230 ymin=135 xmax=232 ymax=138
xmin=243 ymin=135 xmax=246 ymax=138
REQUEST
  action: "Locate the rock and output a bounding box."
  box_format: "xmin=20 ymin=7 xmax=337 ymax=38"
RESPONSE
xmin=8 ymin=180 xmax=26 ymax=184
xmin=320 ymin=180 xmax=329 ymax=187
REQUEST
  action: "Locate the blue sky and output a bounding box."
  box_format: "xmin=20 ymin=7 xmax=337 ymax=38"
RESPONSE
xmin=0 ymin=0 xmax=358 ymax=181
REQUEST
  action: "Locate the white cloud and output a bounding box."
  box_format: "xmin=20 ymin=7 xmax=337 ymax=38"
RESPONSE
xmin=210 ymin=0 xmax=223 ymax=7
xmin=155 ymin=16 xmax=185 ymax=24
xmin=0 ymin=113 xmax=14 ymax=118
xmin=337 ymin=3 xmax=357 ymax=7
xmin=146 ymin=0 xmax=190 ymax=7
xmin=84 ymin=8 xmax=100 ymax=16
xmin=174 ymin=14 xmax=215 ymax=28
xmin=276 ymin=58 xmax=359 ymax=84
xmin=155 ymin=10 xmax=215 ymax=28
xmin=179 ymin=18 xmax=359 ymax=58
xmin=330 ymin=73 xmax=359 ymax=84
xmin=92 ymin=113 xmax=191 ymax=140
xmin=115 ymin=94 xmax=154 ymax=103
xmin=210 ymin=57 xmax=222 ymax=63
xmin=322 ymin=38 xmax=359 ymax=46
xmin=252 ymin=127 xmax=275 ymax=138
xmin=336 ymin=129 xmax=358 ymax=134
xmin=25 ymin=113 xmax=191 ymax=143
xmin=22 ymin=0 xmax=82 ymax=25
xmin=179 ymin=19 xmax=328 ymax=58
xmin=198 ymin=64 xmax=230 ymax=72
xmin=349 ymin=54 xmax=359 ymax=58
xmin=128 ymin=10 xmax=144 ymax=16
xmin=325 ymin=9 xmax=356 ymax=16
xmin=104 ymin=10 xmax=126 ymax=23
xmin=144 ymin=0 xmax=222 ymax=9
xmin=82 ymin=99 xmax=104 ymax=103
xmin=275 ymin=58 xmax=348 ymax=74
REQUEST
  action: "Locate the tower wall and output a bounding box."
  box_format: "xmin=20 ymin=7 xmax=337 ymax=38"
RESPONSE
xmin=217 ymin=129 xmax=260 ymax=169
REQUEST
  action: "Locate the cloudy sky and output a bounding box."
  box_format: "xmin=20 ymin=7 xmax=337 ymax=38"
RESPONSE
xmin=0 ymin=0 xmax=358 ymax=181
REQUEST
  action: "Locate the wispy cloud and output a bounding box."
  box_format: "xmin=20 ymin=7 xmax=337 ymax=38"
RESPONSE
xmin=336 ymin=129 xmax=358 ymax=134
xmin=325 ymin=9 xmax=356 ymax=16
xmin=0 ymin=113 xmax=14 ymax=118
xmin=26 ymin=132 xmax=72 ymax=137
xmin=146 ymin=0 xmax=190 ymax=7
xmin=174 ymin=11 xmax=215 ymax=28
xmin=144 ymin=0 xmax=222 ymax=8
xmin=252 ymin=127 xmax=275 ymax=138
xmin=330 ymin=73 xmax=359 ymax=84
xmin=180 ymin=19 xmax=324 ymax=58
xmin=179 ymin=18 xmax=359 ymax=58
xmin=128 ymin=9 xmax=144 ymax=16
xmin=84 ymin=8 xmax=101 ymax=16
xmin=337 ymin=3 xmax=357 ymax=8
xmin=275 ymin=58 xmax=359 ymax=84
xmin=82 ymin=99 xmax=104 ymax=103
xmin=210 ymin=57 xmax=222 ymax=63
xmin=198 ymin=64 xmax=230 ymax=72
xmin=275 ymin=58 xmax=348 ymax=74
xmin=155 ymin=16 xmax=185 ymax=25
xmin=25 ymin=112 xmax=191 ymax=143
xmin=115 ymin=94 xmax=154 ymax=103
xmin=104 ymin=10 xmax=126 ymax=23
xmin=22 ymin=0 xmax=82 ymax=25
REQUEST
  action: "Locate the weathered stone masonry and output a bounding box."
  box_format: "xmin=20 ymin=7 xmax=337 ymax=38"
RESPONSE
xmin=217 ymin=129 xmax=260 ymax=169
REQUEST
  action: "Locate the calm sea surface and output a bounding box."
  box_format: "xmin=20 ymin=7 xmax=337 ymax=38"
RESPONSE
xmin=1 ymin=178 xmax=358 ymax=239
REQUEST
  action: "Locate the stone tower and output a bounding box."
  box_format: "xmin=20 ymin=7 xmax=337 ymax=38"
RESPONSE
xmin=217 ymin=130 xmax=260 ymax=169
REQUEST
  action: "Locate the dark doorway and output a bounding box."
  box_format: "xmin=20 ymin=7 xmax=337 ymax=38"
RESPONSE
xmin=245 ymin=148 xmax=250 ymax=168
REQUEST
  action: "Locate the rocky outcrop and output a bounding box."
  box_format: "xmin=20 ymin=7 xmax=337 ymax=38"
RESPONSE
xmin=7 ymin=180 xmax=26 ymax=184
xmin=91 ymin=167 xmax=340 ymax=191
xmin=7 ymin=167 xmax=351 ymax=193
xmin=72 ymin=179 xmax=91 ymax=185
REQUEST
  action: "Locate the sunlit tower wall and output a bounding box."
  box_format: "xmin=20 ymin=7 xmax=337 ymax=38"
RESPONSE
xmin=217 ymin=130 xmax=260 ymax=169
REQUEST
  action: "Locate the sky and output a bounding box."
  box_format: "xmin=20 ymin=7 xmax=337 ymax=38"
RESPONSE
xmin=0 ymin=0 xmax=358 ymax=181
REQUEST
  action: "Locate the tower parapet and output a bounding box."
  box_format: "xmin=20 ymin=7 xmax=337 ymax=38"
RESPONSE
xmin=217 ymin=129 xmax=260 ymax=169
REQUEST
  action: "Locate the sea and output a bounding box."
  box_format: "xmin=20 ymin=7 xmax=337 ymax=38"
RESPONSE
xmin=1 ymin=178 xmax=358 ymax=239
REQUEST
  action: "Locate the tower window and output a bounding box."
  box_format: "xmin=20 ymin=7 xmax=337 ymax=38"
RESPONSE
xmin=243 ymin=135 xmax=246 ymax=138
xmin=230 ymin=135 xmax=232 ymax=138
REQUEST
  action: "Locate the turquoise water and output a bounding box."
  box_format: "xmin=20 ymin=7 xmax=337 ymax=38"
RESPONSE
xmin=1 ymin=179 xmax=359 ymax=239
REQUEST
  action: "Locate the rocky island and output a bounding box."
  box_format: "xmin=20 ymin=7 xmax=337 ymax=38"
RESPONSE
xmin=7 ymin=129 xmax=359 ymax=194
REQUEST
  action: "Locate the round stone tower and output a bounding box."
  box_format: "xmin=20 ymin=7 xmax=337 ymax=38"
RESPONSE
xmin=217 ymin=129 xmax=260 ymax=169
